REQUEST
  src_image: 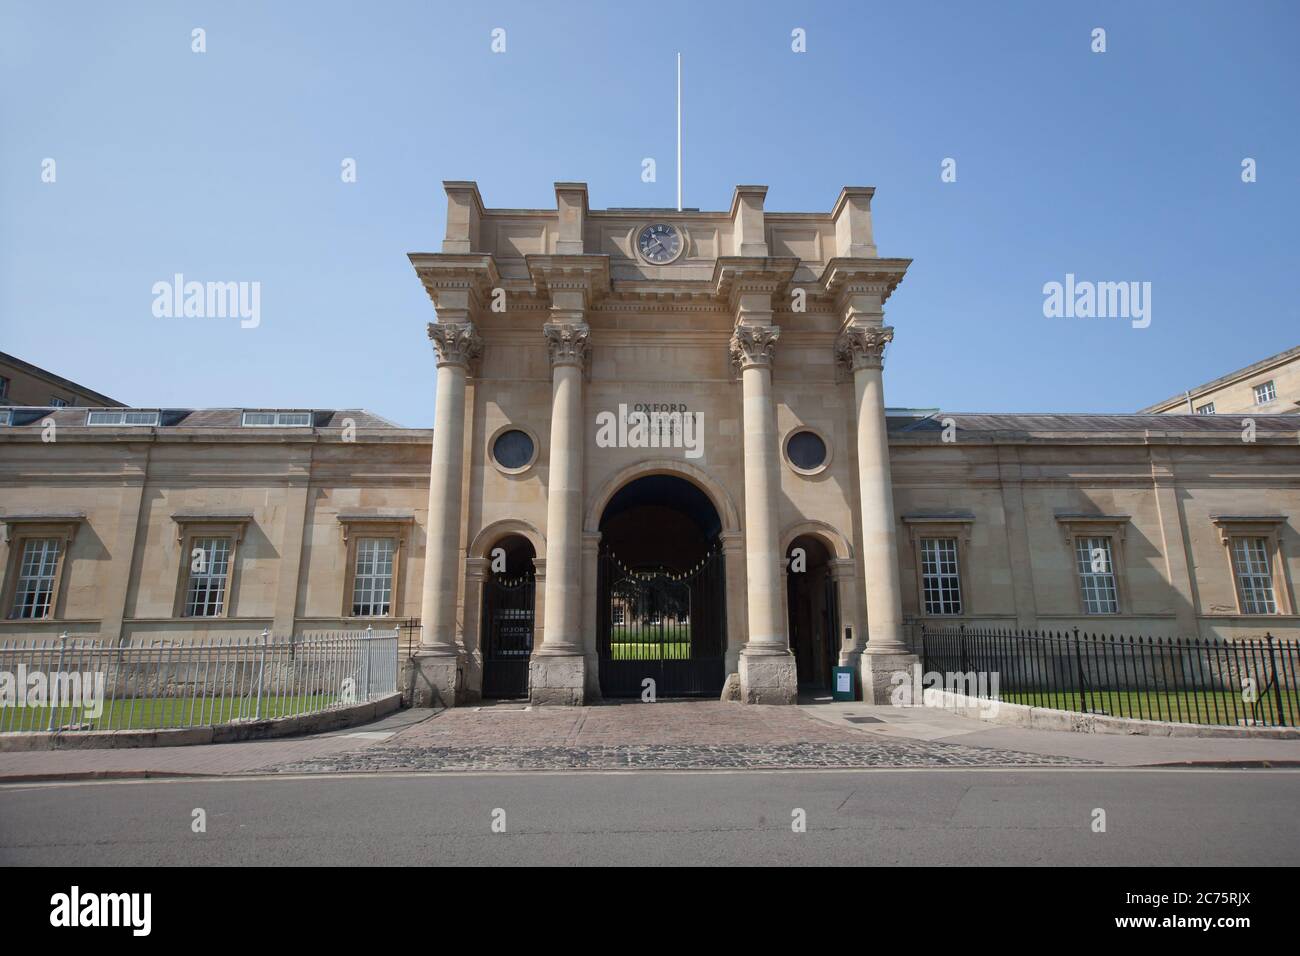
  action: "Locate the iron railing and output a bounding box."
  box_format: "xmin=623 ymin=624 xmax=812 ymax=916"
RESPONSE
xmin=0 ymin=628 xmax=398 ymax=733
xmin=920 ymin=624 xmax=1299 ymax=727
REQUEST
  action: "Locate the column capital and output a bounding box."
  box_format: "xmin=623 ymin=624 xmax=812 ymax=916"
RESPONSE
xmin=729 ymin=324 xmax=781 ymax=374
xmin=543 ymin=321 xmax=591 ymax=370
xmin=835 ymin=324 xmax=894 ymax=372
xmin=427 ymin=321 xmax=483 ymax=369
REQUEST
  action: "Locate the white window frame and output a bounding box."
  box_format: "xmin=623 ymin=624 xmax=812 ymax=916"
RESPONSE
xmin=903 ymin=515 xmax=974 ymax=618
xmin=241 ymin=410 xmax=312 ymax=427
xmin=1056 ymin=515 xmax=1130 ymax=616
xmin=1 ymin=518 xmax=83 ymax=621
xmin=1231 ymin=537 xmax=1277 ymax=614
xmin=183 ymin=536 xmax=233 ymax=617
xmin=1212 ymin=517 xmax=1292 ymax=616
xmin=919 ymin=537 xmax=963 ymax=615
xmin=49 ymin=397 xmax=69 ymax=408
xmin=1074 ymin=536 xmax=1120 ymax=615
xmin=86 ymin=410 xmax=161 ymax=426
xmin=351 ymin=537 xmax=396 ymax=617
xmin=1195 ymin=402 xmax=1215 ymax=415
xmin=1253 ymin=381 xmax=1277 ymax=405
xmin=9 ymin=538 xmax=63 ymax=620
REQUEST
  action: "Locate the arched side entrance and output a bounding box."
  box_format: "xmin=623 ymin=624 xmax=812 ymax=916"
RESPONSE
xmin=596 ymin=474 xmax=727 ymax=698
xmin=786 ymin=534 xmax=840 ymax=691
xmin=480 ymin=534 xmax=537 ymax=699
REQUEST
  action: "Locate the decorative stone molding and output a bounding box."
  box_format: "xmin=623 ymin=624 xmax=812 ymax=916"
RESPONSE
xmin=543 ymin=322 xmax=591 ymax=369
xmin=729 ymin=324 xmax=780 ymax=374
xmin=835 ymin=325 xmax=894 ymax=372
xmin=427 ymin=321 xmax=483 ymax=369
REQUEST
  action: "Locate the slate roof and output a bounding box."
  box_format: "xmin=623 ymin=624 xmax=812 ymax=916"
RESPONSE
xmin=887 ymin=412 xmax=1300 ymax=439
xmin=0 ymin=408 xmax=402 ymax=429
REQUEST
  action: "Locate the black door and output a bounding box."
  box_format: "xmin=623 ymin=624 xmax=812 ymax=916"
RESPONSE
xmin=481 ymin=571 xmax=535 ymax=699
xmin=597 ymin=544 xmax=726 ymax=698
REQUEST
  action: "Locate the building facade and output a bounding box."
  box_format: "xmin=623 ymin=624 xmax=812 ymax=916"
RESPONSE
xmin=0 ymin=351 xmax=124 ymax=410
xmin=1 ymin=183 xmax=1298 ymax=707
xmin=1140 ymin=345 xmax=1300 ymax=415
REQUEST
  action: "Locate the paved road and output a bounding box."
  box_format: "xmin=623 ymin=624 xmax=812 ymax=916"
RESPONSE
xmin=2 ymin=768 xmax=1296 ymax=866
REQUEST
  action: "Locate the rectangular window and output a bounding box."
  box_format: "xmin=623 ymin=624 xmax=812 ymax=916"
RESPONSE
xmin=49 ymin=397 xmax=69 ymax=408
xmin=1253 ymin=381 xmax=1276 ymax=405
xmin=1232 ymin=537 xmax=1277 ymax=614
xmin=0 ymin=375 xmax=8 ymax=399
xmin=9 ymin=538 xmax=61 ymax=619
xmin=1075 ymin=536 xmax=1119 ymax=614
xmin=920 ymin=537 xmax=963 ymax=615
xmin=351 ymin=537 xmax=395 ymax=617
xmin=242 ymin=411 xmax=311 ymax=427
xmin=86 ymin=410 xmax=161 ymax=426
xmin=183 ymin=536 xmax=232 ymax=617
xmin=1195 ymin=402 xmax=1215 ymax=415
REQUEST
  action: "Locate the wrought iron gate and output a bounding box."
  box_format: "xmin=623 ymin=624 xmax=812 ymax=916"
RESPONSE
xmin=597 ymin=545 xmax=726 ymax=698
xmin=481 ymin=570 xmax=535 ymax=699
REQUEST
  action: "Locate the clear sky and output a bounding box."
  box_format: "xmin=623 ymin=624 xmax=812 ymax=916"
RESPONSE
xmin=2 ymin=1 xmax=1296 ymax=427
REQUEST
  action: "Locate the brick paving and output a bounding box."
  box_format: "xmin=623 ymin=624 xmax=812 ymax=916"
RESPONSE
xmin=271 ymin=701 xmax=1093 ymax=773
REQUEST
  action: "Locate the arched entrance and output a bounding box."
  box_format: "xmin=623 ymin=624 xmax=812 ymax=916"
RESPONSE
xmin=480 ymin=534 xmax=537 ymax=699
xmin=597 ymin=474 xmax=727 ymax=698
xmin=786 ymin=535 xmax=839 ymax=691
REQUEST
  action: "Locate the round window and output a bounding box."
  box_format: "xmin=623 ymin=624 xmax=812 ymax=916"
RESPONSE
xmin=786 ymin=430 xmax=828 ymax=472
xmin=492 ymin=429 xmax=535 ymax=471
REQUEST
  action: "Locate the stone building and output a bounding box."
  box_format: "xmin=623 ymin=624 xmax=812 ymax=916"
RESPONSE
xmin=0 ymin=351 xmax=124 ymax=410
xmin=1140 ymin=345 xmax=1300 ymax=416
xmin=1 ymin=183 xmax=1298 ymax=708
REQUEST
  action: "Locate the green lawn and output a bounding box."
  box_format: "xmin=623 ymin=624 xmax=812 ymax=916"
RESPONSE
xmin=1 ymin=694 xmax=339 ymax=732
xmin=608 ymin=641 xmax=693 ymax=661
xmin=996 ymin=689 xmax=1298 ymax=726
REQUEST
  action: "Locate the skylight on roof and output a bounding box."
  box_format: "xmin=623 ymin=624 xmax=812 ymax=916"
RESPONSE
xmin=87 ymin=410 xmax=161 ymax=426
xmin=242 ymin=411 xmax=311 ymax=427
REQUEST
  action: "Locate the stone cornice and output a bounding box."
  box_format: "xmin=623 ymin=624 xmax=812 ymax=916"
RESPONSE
xmin=712 ymin=257 xmax=800 ymax=305
xmin=408 ymin=253 xmax=501 ymax=311
xmin=819 ymin=257 xmax=911 ymax=305
xmin=525 ymin=255 xmax=611 ymax=305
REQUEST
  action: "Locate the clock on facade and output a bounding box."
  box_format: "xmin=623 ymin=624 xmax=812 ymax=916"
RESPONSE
xmin=636 ymin=223 xmax=683 ymax=264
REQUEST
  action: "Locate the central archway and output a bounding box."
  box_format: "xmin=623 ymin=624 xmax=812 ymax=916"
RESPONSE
xmin=596 ymin=474 xmax=727 ymax=698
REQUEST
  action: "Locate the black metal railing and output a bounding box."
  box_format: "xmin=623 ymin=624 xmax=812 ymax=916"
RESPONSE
xmin=919 ymin=624 xmax=1299 ymax=727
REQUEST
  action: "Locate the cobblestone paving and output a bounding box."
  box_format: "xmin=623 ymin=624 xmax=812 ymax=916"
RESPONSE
xmin=270 ymin=702 xmax=1094 ymax=773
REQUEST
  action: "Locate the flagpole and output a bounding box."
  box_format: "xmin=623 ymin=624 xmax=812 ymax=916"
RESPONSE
xmin=676 ymin=52 xmax=682 ymax=212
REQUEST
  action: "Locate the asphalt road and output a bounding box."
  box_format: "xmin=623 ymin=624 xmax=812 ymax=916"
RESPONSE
xmin=1 ymin=768 xmax=1297 ymax=866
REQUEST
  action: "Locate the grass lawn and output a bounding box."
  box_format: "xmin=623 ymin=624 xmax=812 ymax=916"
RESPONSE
xmin=997 ymin=689 xmax=1298 ymax=726
xmin=1 ymin=694 xmax=339 ymax=732
xmin=608 ymin=641 xmax=693 ymax=661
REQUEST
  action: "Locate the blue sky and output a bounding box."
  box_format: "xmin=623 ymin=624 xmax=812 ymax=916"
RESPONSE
xmin=2 ymin=0 xmax=1296 ymax=426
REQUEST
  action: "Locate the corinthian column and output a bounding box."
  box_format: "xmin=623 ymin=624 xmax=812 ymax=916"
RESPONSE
xmin=836 ymin=323 xmax=917 ymax=702
xmin=530 ymin=319 xmax=590 ymax=705
xmin=411 ymin=320 xmax=480 ymax=707
xmin=730 ymin=324 xmax=798 ymax=704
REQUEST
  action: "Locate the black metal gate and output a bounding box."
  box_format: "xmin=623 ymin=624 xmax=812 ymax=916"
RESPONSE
xmin=597 ymin=544 xmax=726 ymax=698
xmin=481 ymin=570 xmax=535 ymax=699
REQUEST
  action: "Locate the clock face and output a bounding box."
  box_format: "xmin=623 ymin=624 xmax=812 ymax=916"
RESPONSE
xmin=637 ymin=223 xmax=683 ymax=264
